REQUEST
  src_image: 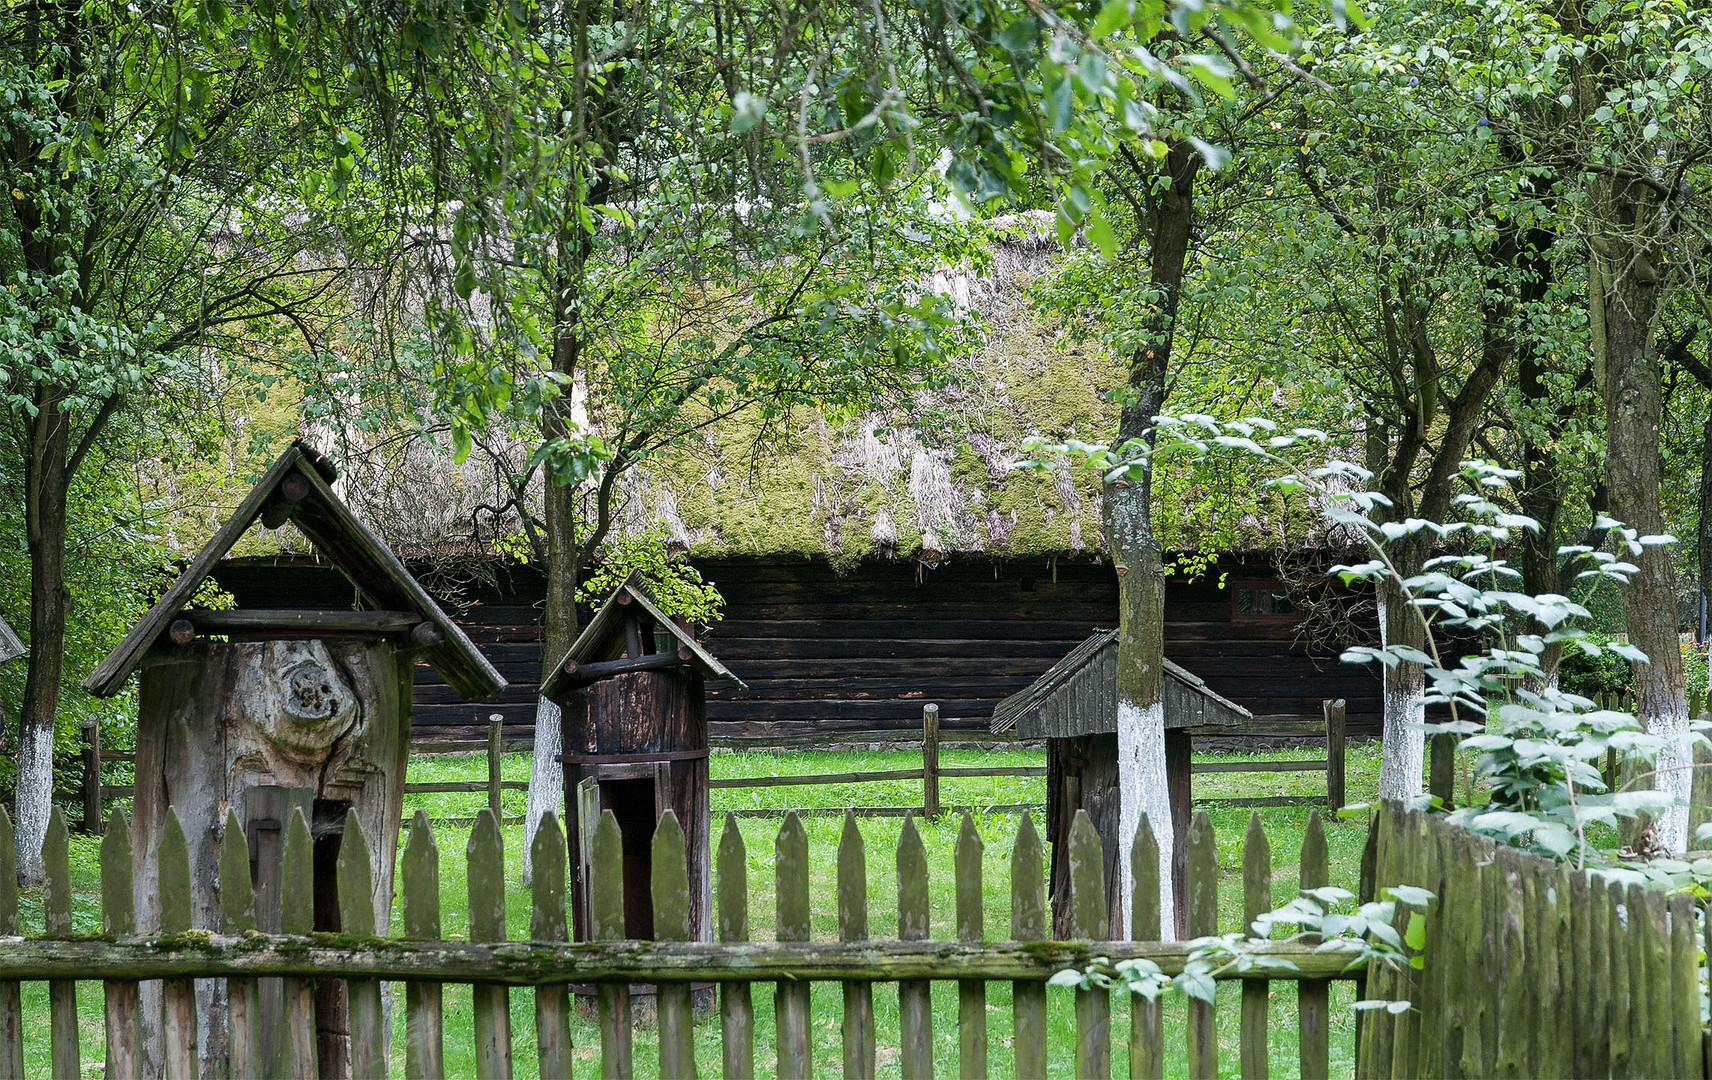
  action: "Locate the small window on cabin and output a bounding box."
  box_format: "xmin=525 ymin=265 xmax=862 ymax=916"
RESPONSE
xmin=1232 ymin=581 xmax=1300 ymax=621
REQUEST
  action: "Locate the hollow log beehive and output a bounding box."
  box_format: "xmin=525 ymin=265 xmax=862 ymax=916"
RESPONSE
xmin=83 ymin=441 xmax=505 ymax=1079
xmin=542 ymin=572 xmax=743 ymax=950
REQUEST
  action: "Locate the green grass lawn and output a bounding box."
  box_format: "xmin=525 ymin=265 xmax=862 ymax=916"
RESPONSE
xmin=20 ymin=740 xmax=1390 ymax=1078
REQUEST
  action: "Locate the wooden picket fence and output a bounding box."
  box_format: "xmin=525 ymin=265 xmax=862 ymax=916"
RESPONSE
xmin=1360 ymin=801 xmax=1706 ymax=1079
xmin=0 ymin=798 xmax=1368 ymax=1077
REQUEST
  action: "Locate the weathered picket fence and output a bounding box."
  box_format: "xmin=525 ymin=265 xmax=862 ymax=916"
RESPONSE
xmin=0 ymin=799 xmax=1367 ymax=1078
xmin=1360 ymin=801 xmax=1706 ymax=1080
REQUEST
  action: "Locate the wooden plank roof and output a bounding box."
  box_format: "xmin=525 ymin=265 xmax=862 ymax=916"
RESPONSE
xmin=82 ymin=441 xmax=506 ymax=701
xmin=540 ymin=571 xmax=744 ymax=698
xmin=989 ymin=628 xmax=1250 ymax=738
xmin=0 ymin=614 xmax=24 ymax=665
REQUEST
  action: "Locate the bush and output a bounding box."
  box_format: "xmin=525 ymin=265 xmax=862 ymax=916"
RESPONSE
xmin=1558 ymin=635 xmax=1632 ymax=701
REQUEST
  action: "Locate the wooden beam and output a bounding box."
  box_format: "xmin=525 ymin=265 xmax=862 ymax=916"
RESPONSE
xmin=0 ymin=937 xmax=1368 ymax=984
xmin=184 ymin=609 xmax=421 ymax=636
xmin=560 ymin=653 xmax=685 ymax=685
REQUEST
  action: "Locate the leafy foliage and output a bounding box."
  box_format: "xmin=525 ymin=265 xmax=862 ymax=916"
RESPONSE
xmin=578 ymin=527 xmax=726 ymax=626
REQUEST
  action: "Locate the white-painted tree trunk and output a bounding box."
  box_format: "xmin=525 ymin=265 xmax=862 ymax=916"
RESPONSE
xmin=13 ymin=723 xmax=52 ymax=885
xmin=1650 ymin=699 xmax=1692 ymax=851
xmin=1116 ymin=699 xmax=1174 ymax=942
xmin=1376 ymin=595 xmax=1426 ymax=802
xmin=522 ymin=695 xmax=564 ymax=879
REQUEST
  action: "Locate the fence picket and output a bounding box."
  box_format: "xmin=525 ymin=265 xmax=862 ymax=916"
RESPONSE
xmin=1186 ymin=810 xmax=1218 ymax=1080
xmin=1639 ymin=885 xmax=1672 ymax=1079
xmin=1668 ymin=893 xmax=1699 ymax=1079
xmin=1387 ymin=810 xmax=1429 ymax=1080
xmin=955 ymin=812 xmax=987 ymax=1080
xmin=1129 ymin=814 xmax=1163 ymax=1080
xmin=103 ymin=810 xmax=140 ymax=1080
xmin=1240 ymin=812 xmax=1271 ymax=1080
xmin=467 ymin=809 xmax=513 ymax=1080
xmin=898 ymin=812 xmax=934 ymax=1080
xmin=157 ymin=809 xmax=196 ymax=1080
xmin=1604 ymin=880 xmax=1630 ymax=1077
xmin=777 ymin=811 xmax=813 ymax=1079
xmin=531 ymin=813 xmax=573 ymax=1080
xmin=276 ymin=807 xmax=317 ymax=1079
xmin=716 ymin=815 xmax=754 ymax=1080
xmin=836 ymin=811 xmax=874 ymax=1079
xmin=652 ymin=811 xmax=696 ymax=1080
xmin=590 ymin=810 xmax=632 ymax=1078
xmin=43 ymin=807 xmax=78 ymax=1080
xmin=337 ymin=811 xmax=387 ymax=1080
xmin=0 ymin=809 xmax=19 ymax=1080
xmin=1009 ymin=813 xmax=1048 ymax=1080
xmin=401 ymin=810 xmax=445 ymax=1079
xmin=218 ymin=809 xmax=257 ymax=1080
xmin=1067 ymin=809 xmax=1110 ymax=1079
xmin=1296 ymin=810 xmax=1330 ymax=1080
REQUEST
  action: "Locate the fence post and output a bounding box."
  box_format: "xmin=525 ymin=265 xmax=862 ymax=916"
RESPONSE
xmin=1324 ymin=700 xmax=1346 ymax=814
xmin=922 ymin=703 xmax=940 ymax=817
xmin=1429 ymin=732 xmax=1456 ymax=810
xmin=487 ymin=714 xmax=503 ymax=820
xmin=81 ymin=720 xmax=102 ymax=836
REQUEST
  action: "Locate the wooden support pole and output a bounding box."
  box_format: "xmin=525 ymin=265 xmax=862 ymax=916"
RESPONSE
xmin=488 ymin=715 xmax=504 ymax=821
xmin=922 ymin=703 xmax=941 ymax=818
xmin=81 ymin=721 xmax=102 ymax=836
xmin=1324 ymin=700 xmax=1346 ymax=813
xmin=1429 ymin=731 xmax=1456 ymax=810
xmin=561 ymin=652 xmax=685 ymax=684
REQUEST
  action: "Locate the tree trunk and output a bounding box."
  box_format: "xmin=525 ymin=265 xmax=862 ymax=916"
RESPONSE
xmin=16 ymin=404 xmax=70 ymax=887
xmin=1593 ymin=191 xmax=1690 ymax=849
xmin=1376 ymin=569 xmax=1426 ymax=801
xmin=524 ymin=477 xmax=579 ymax=878
xmin=1110 ymin=140 xmax=1198 ymax=940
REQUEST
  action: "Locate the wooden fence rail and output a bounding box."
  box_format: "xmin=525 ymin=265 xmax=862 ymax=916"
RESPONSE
xmin=1 ymin=797 xmax=1363 ymax=1077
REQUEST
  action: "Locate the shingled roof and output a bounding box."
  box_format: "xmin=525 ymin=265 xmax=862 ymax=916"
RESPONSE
xmin=0 ymin=614 xmax=24 ymax=665
xmin=540 ymin=571 xmax=745 ymax=699
xmin=990 ymin=629 xmax=1250 ymax=738
xmin=83 ymin=441 xmax=505 ymax=700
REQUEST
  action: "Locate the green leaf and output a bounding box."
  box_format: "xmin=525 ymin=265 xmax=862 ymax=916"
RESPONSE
xmin=1404 ymin=912 xmax=1426 ymax=951
xmin=1087 ymin=208 xmax=1117 ymax=260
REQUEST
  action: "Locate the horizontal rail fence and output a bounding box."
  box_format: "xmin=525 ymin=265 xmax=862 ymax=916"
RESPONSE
xmin=711 ymin=703 xmax=1050 ymax=818
xmin=73 ymin=717 xmax=527 ymax=834
xmin=1361 ymin=801 xmax=1705 ymax=1080
xmin=3 ymin=798 xmax=1363 ymax=1076
xmin=1189 ymin=698 xmax=1347 ymax=812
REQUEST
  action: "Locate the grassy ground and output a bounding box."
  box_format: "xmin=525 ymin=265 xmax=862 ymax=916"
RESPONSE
xmin=20 ymin=741 xmax=1389 ymax=1078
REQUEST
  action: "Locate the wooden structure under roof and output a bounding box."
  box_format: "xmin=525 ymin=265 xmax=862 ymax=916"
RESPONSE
xmin=991 ymin=628 xmax=1250 ymax=936
xmin=83 ymin=440 xmax=504 ymax=1079
xmin=546 ymin=572 xmax=742 ymax=960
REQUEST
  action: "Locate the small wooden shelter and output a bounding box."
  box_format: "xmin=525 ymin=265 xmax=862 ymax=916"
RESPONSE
xmin=543 ymin=572 xmax=743 ymax=949
xmin=84 ymin=441 xmax=504 ymax=1078
xmin=0 ymin=613 xmax=24 ymax=665
xmin=990 ymin=628 xmax=1250 ymax=936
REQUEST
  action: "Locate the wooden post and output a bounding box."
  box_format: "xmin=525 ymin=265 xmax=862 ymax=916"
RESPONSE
xmin=104 ymin=810 xmax=140 ymax=1080
xmin=922 ymin=704 xmax=940 ymax=818
xmin=81 ymin=720 xmax=102 ymax=836
xmin=1067 ymin=809 xmax=1110 ymax=1079
xmin=652 ymin=811 xmax=695 ymax=1079
xmin=955 ymin=812 xmax=987 ymax=1078
xmin=1187 ymin=811 xmax=1218 ymax=1080
xmin=467 ymin=809 xmax=513 ymax=1080
xmin=777 ymin=812 xmax=812 ymax=1079
xmin=1240 ymin=813 xmax=1271 ymax=1080
xmin=401 ymin=811 xmax=445 ymax=1080
xmin=531 ymin=814 xmax=571 ymax=1080
xmin=1429 ymin=732 xmax=1456 ymax=809
xmin=0 ymin=809 xmax=18 ymax=1080
xmin=717 ymin=815 xmax=755 ymax=1080
xmin=1011 ymin=814 xmax=1048 ymax=1080
xmin=898 ymin=813 xmax=933 ymax=1079
xmin=837 ymin=811 xmax=874 ymax=1079
xmin=1324 ymin=700 xmax=1346 ymax=813
xmin=487 ymin=714 xmax=504 ymax=821
xmin=44 ymin=808 xmax=79 ymax=1080
xmin=1297 ymin=811 xmax=1331 ymax=1080
xmin=1130 ymin=815 xmax=1163 ymax=1080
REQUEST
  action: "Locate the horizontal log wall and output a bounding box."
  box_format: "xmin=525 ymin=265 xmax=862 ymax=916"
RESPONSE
xmin=211 ymin=555 xmax=1384 ymax=742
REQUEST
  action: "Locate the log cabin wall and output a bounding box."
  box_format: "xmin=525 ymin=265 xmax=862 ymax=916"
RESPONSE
xmin=213 ymin=554 xmax=1382 ymax=742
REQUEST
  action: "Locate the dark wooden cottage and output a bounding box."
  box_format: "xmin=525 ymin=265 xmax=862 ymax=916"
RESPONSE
xmin=541 ymin=572 xmax=742 ymax=948
xmin=990 ymin=629 xmax=1251 ymax=937
xmin=84 ymin=441 xmax=505 ymax=1079
xmin=208 ymin=553 xmax=1382 ymax=743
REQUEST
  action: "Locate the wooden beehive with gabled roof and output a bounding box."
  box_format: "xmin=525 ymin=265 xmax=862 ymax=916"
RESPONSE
xmin=991 ymin=628 xmax=1249 ymax=937
xmin=544 ymin=572 xmax=741 ymax=950
xmin=84 ymin=440 xmax=504 ymax=1079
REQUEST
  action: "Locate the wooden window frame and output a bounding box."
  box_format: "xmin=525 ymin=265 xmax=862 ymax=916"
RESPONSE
xmin=1230 ymin=579 xmax=1303 ymax=623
